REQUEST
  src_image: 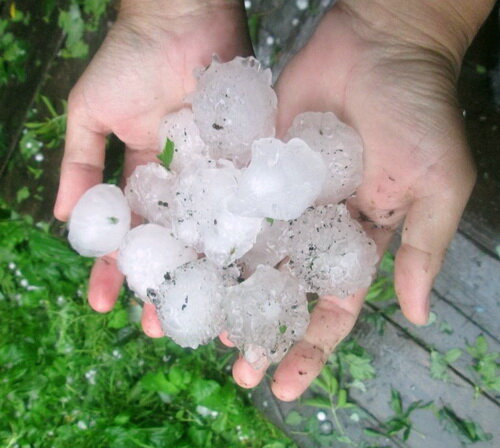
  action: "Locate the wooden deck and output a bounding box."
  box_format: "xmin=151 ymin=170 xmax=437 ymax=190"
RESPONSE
xmin=1 ymin=1 xmax=498 ymax=447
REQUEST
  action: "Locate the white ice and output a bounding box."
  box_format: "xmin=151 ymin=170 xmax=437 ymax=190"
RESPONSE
xmin=125 ymin=163 xmax=176 ymax=226
xmin=188 ymin=56 xmax=277 ymax=167
xmin=229 ymin=137 xmax=327 ymax=220
xmin=286 ymin=204 xmax=378 ymax=297
xmin=173 ymin=162 xmax=262 ymax=266
xmin=149 ymin=258 xmax=226 ymax=348
xmin=224 ymin=265 xmax=310 ymax=369
xmin=286 ymin=112 xmax=363 ymax=204
xmin=117 ymin=223 xmax=197 ymax=302
xmin=158 ymin=108 xmax=208 ymax=172
xmin=237 ymin=219 xmax=289 ymax=277
xmin=68 ymin=184 xmax=131 ymax=257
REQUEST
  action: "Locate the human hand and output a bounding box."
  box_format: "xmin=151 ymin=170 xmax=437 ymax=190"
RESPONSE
xmin=54 ymin=0 xmax=251 ymax=336
xmin=230 ymin=0 xmax=494 ymax=400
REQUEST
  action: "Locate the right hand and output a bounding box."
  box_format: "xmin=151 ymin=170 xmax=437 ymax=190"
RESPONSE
xmin=54 ymin=0 xmax=251 ymax=336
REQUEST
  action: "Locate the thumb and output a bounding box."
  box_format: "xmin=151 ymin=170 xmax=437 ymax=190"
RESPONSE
xmin=395 ymin=135 xmax=476 ymax=325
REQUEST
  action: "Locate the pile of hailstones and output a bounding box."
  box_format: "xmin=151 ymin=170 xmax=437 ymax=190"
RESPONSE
xmin=68 ymin=56 xmax=378 ymax=369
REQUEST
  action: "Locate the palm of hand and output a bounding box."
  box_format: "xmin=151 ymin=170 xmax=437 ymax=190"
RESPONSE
xmin=54 ymin=6 xmax=251 ymax=331
xmin=232 ymin=7 xmax=475 ymax=400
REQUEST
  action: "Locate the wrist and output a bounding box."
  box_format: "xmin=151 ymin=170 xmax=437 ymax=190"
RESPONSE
xmin=119 ymin=0 xmax=242 ymax=25
xmin=339 ymin=0 xmax=495 ymax=68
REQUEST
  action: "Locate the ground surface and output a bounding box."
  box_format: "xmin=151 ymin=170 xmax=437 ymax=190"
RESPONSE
xmin=1 ymin=1 xmax=498 ymax=447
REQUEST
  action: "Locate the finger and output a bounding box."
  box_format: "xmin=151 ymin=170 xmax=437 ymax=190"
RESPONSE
xmin=54 ymin=90 xmax=109 ymax=221
xmin=395 ymin=186 xmax=474 ymax=325
xmin=88 ymin=253 xmax=124 ymax=313
xmin=219 ymin=331 xmax=235 ymax=347
xmin=271 ymin=291 xmax=365 ymax=401
xmin=141 ymin=303 xmax=164 ymax=338
xmin=232 ymin=355 xmax=269 ymax=389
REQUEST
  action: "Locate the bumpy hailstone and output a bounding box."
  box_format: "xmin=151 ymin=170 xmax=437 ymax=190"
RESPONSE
xmin=224 ymin=265 xmax=310 ymax=369
xmin=173 ymin=162 xmax=262 ymax=266
xmin=188 ymin=56 xmax=277 ymax=166
xmin=158 ymin=108 xmax=208 ymax=172
xmin=286 ymin=112 xmax=364 ymax=204
xmin=237 ymin=219 xmax=289 ymax=278
xmin=68 ymin=184 xmax=131 ymax=257
xmin=117 ymin=224 xmax=197 ymax=302
xmin=286 ymin=204 xmax=378 ymax=297
xmin=229 ymin=138 xmax=327 ymax=220
xmin=125 ymin=163 xmax=176 ymax=226
xmin=148 ymin=258 xmax=226 ymax=349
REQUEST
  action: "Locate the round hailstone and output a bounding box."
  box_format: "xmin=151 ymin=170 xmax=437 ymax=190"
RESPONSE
xmin=286 ymin=204 xmax=378 ymax=297
xmin=117 ymin=224 xmax=197 ymax=302
xmin=148 ymin=258 xmax=226 ymax=349
xmin=68 ymin=184 xmax=131 ymax=257
xmin=237 ymin=219 xmax=289 ymax=278
xmin=158 ymin=108 xmax=208 ymax=172
xmin=285 ymin=111 xmax=364 ymax=205
xmin=125 ymin=163 xmax=176 ymax=226
xmin=188 ymin=56 xmax=277 ymax=166
xmin=173 ymin=162 xmax=262 ymax=266
xmin=229 ymin=137 xmax=327 ymax=220
xmin=224 ymin=265 xmax=310 ymax=369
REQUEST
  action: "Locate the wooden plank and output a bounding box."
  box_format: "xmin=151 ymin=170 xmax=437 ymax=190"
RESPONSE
xmin=372 ymin=292 xmax=500 ymax=404
xmin=389 ymin=230 xmax=500 ymax=343
xmin=349 ymin=318 xmax=500 ymax=448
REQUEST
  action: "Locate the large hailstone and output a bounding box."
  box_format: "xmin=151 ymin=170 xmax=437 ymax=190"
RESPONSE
xmin=286 ymin=204 xmax=378 ymax=297
xmin=173 ymin=162 xmax=262 ymax=266
xmin=158 ymin=108 xmax=208 ymax=172
xmin=224 ymin=265 xmax=310 ymax=369
xmin=117 ymin=224 xmax=197 ymax=302
xmin=286 ymin=112 xmax=364 ymax=204
xmin=148 ymin=259 xmax=226 ymax=349
xmin=237 ymin=219 xmax=289 ymax=278
xmin=188 ymin=56 xmax=277 ymax=166
xmin=125 ymin=163 xmax=176 ymax=226
xmin=68 ymin=184 xmax=131 ymax=257
xmin=229 ymin=138 xmax=327 ymax=220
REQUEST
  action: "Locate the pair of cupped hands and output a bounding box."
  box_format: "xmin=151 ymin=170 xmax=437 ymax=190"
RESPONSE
xmin=53 ymin=0 xmax=477 ymax=401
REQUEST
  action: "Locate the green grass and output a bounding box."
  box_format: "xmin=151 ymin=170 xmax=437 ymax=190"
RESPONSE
xmin=0 ymin=204 xmax=295 ymax=448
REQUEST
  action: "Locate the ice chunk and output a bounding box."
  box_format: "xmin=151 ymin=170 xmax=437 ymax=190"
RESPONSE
xmin=68 ymin=184 xmax=131 ymax=257
xmin=149 ymin=258 xmax=226 ymax=348
xmin=125 ymin=163 xmax=176 ymax=226
xmin=229 ymin=138 xmax=327 ymax=220
xmin=188 ymin=56 xmax=277 ymax=166
xmin=224 ymin=265 xmax=310 ymax=369
xmin=237 ymin=219 xmax=289 ymax=277
xmin=173 ymin=163 xmax=262 ymax=266
xmin=158 ymin=108 xmax=208 ymax=172
xmin=286 ymin=204 xmax=378 ymax=297
xmin=117 ymin=224 xmax=197 ymax=302
xmin=286 ymin=112 xmax=363 ymax=204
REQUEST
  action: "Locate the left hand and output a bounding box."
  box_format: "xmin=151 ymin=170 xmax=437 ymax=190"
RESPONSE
xmin=229 ymin=0 xmax=480 ymax=400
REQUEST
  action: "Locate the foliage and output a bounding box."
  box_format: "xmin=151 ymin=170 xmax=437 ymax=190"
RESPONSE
xmin=364 ymin=389 xmax=431 ymax=441
xmin=437 ymin=406 xmax=492 ymax=443
xmin=0 ymin=4 xmax=29 ymax=86
xmin=58 ymin=0 xmax=111 ymax=59
xmin=0 ymin=203 xmax=295 ymax=448
xmin=429 ymin=348 xmax=462 ymax=382
xmin=466 ymin=335 xmax=500 ymax=393
xmin=157 ymin=139 xmax=175 ymax=170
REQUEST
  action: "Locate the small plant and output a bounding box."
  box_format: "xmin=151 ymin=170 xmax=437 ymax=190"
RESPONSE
xmin=429 ymin=348 xmax=462 ymax=382
xmin=437 ymin=406 xmax=492 ymax=443
xmin=364 ymin=389 xmax=431 ymax=441
xmin=466 ymin=335 xmax=500 ymax=394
